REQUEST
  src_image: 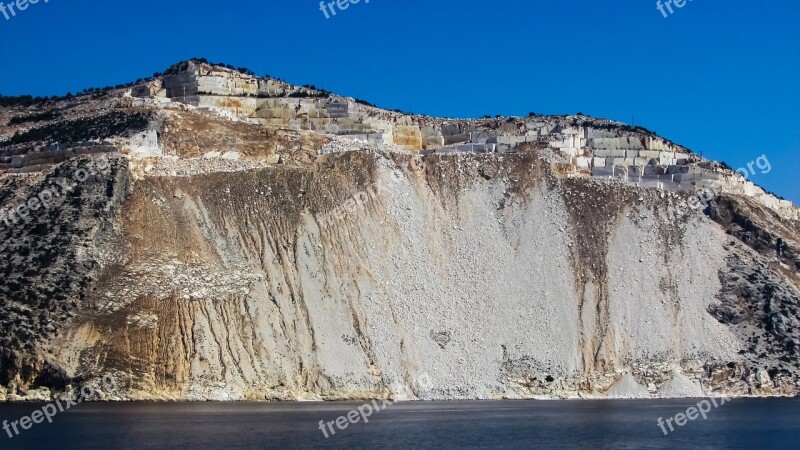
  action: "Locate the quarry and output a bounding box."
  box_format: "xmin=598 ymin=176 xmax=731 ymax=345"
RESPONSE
xmin=0 ymin=60 xmax=798 ymax=403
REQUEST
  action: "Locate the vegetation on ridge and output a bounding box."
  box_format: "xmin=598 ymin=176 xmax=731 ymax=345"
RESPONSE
xmin=1 ymin=112 xmax=152 ymax=148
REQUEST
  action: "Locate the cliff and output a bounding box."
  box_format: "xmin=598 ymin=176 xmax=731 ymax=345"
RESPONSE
xmin=0 ymin=60 xmax=797 ymax=401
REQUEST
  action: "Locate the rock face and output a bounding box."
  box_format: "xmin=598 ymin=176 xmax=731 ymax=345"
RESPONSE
xmin=0 ymin=60 xmax=798 ymax=401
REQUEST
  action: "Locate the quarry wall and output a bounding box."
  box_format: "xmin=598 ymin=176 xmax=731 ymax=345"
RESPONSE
xmin=32 ymin=152 xmax=797 ymax=401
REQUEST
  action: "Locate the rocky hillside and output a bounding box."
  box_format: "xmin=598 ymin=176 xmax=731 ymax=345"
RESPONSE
xmin=0 ymin=60 xmax=797 ymax=401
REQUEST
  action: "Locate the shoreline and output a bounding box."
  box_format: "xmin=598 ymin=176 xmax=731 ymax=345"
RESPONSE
xmin=2 ymin=393 xmax=798 ymax=404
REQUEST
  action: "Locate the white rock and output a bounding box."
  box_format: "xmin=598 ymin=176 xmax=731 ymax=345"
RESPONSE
xmin=606 ymin=374 xmax=651 ymax=399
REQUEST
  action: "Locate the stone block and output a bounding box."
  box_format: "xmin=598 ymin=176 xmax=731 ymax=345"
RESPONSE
xmin=610 ymin=158 xmax=635 ymax=166
xmin=666 ymin=165 xmax=687 ymax=175
xmin=423 ymin=135 xmax=444 ymax=148
xmin=498 ymin=135 xmax=525 ymax=145
xmin=441 ymin=124 xmax=464 ymax=136
xmin=625 ymin=137 xmax=647 ymax=150
xmin=658 ymin=157 xmax=676 ymax=166
xmin=590 ymin=138 xmax=621 ymax=150
xmin=444 ymin=133 xmax=470 ymax=145
xmin=647 ymin=138 xmax=671 ymax=151
xmin=638 ymin=150 xmax=661 ymax=159
xmin=593 ymin=149 xmax=626 ymax=158
xmin=587 ymin=129 xmax=619 ymax=139
xmin=470 ymin=132 xmax=497 ymax=144
xmin=393 ymin=125 xmax=422 ymax=149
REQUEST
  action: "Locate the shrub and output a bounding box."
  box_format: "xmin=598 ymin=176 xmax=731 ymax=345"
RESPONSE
xmin=354 ymin=98 xmax=376 ymax=107
xmin=8 ymin=111 xmax=61 ymax=126
xmin=0 ymin=95 xmax=48 ymax=107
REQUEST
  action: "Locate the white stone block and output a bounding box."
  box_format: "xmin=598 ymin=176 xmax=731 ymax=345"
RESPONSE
xmin=594 ymin=149 xmax=626 ymax=158
xmin=639 ymin=150 xmax=661 ymax=159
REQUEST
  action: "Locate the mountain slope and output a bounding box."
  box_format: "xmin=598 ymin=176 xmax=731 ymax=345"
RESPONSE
xmin=0 ymin=61 xmax=797 ymax=401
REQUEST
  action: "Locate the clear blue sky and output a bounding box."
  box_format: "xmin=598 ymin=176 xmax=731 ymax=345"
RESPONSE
xmin=0 ymin=0 xmax=797 ymax=202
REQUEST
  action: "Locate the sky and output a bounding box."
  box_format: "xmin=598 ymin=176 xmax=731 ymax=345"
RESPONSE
xmin=0 ymin=0 xmax=797 ymax=202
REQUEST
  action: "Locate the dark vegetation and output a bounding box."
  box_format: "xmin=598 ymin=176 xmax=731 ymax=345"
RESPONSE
xmin=354 ymin=98 xmax=376 ymax=107
xmin=289 ymin=90 xmax=330 ymax=99
xmin=1 ymin=112 xmax=151 ymax=148
xmin=8 ymin=111 xmax=61 ymax=126
xmin=0 ymin=157 xmax=129 ymax=387
xmin=163 ymin=58 xmax=256 ymax=77
xmin=302 ymin=84 xmax=331 ymax=96
xmin=1 ymin=81 xmax=146 ymax=108
xmin=573 ymin=119 xmax=656 ymax=136
xmin=0 ymin=95 xmax=51 ymax=108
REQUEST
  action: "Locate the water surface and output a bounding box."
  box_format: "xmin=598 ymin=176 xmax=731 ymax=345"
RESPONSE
xmin=1 ymin=399 xmax=798 ymax=449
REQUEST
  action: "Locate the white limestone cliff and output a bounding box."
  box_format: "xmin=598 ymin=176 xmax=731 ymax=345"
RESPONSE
xmin=0 ymin=61 xmax=798 ymax=402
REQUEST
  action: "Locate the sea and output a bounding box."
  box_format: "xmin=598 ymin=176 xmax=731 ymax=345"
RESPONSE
xmin=0 ymin=398 xmax=798 ymax=449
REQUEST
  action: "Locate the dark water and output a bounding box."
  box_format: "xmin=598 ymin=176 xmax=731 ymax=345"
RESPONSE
xmin=0 ymin=399 xmax=798 ymax=449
